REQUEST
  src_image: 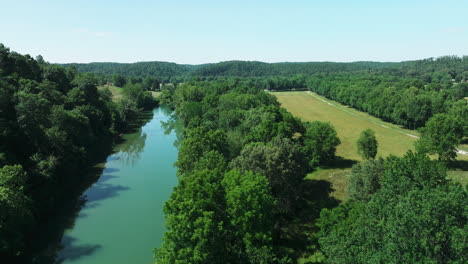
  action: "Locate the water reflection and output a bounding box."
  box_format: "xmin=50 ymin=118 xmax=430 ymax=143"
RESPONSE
xmin=160 ymin=114 xmax=184 ymax=148
xmin=113 ymin=129 xmax=147 ymax=167
xmin=127 ymin=111 xmax=154 ymax=132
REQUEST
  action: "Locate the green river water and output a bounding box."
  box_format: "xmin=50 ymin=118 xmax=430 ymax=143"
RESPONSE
xmin=57 ymin=107 xmax=178 ymax=264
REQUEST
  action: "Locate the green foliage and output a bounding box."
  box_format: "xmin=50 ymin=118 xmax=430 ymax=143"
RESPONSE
xmin=230 ymin=137 xmax=308 ymax=216
xmin=112 ymin=74 xmax=127 ymax=87
xmin=176 ymin=127 xmax=228 ymax=175
xmin=447 ymin=99 xmax=468 ymax=136
xmin=122 ymin=82 xmax=158 ymax=110
xmin=115 ymin=83 xmax=158 ymax=127
xmin=303 ymin=121 xmax=341 ymax=167
xmin=416 ymin=113 xmax=465 ymax=161
xmin=223 ymin=170 xmax=275 ymax=264
xmin=357 ymin=129 xmax=378 ymax=160
xmin=381 ymin=152 xmax=448 ymax=197
xmin=305 ymin=59 xmax=465 ymax=130
xmin=0 ymin=44 xmax=134 ymax=259
xmin=347 ymin=159 xmax=384 ymax=201
xmin=150 ymin=56 xmax=467 ymax=263
xmin=0 ymin=165 xmax=31 ymax=256
xmin=319 ymin=152 xmax=466 ymax=264
xmin=157 ymin=78 xmax=314 ymax=263
xmin=142 ymin=76 xmax=160 ymax=91
xmin=156 ymin=152 xmax=227 ymax=264
xmin=63 ymin=56 xmax=466 ymax=132
xmin=157 ymin=150 xmax=280 ymax=264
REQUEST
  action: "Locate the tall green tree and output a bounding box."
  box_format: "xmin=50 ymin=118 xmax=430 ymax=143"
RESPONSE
xmin=155 ymin=152 xmax=228 ymax=264
xmin=223 ymin=170 xmax=275 ymax=264
xmin=303 ymin=121 xmax=341 ymax=167
xmin=416 ymin=113 xmax=464 ymax=161
xmin=356 ymin=129 xmax=378 ymax=160
xmin=347 ymin=159 xmax=384 ymax=201
xmin=230 ymin=137 xmax=307 ymax=216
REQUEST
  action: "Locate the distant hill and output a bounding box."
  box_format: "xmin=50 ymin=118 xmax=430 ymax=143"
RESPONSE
xmin=61 ymin=56 xmax=466 ymax=81
xmin=61 ymin=61 xmax=195 ymax=79
xmin=61 ymin=60 xmax=398 ymax=79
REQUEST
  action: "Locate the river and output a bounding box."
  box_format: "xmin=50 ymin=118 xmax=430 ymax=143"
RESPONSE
xmin=56 ymin=107 xmax=178 ymax=264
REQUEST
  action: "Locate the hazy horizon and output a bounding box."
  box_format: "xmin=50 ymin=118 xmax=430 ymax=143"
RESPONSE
xmin=55 ymin=56 xmax=464 ymax=66
xmin=2 ymin=0 xmax=467 ymax=64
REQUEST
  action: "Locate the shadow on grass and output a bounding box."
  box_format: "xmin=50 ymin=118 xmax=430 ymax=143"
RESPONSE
xmin=277 ymin=179 xmax=340 ymax=263
xmin=276 ymin=156 xmax=358 ymax=262
xmin=448 ymin=160 xmax=468 ymax=171
xmin=330 ymin=156 xmax=358 ymax=169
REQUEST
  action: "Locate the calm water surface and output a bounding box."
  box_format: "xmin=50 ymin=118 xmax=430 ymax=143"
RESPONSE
xmin=57 ymin=107 xmax=178 ymax=264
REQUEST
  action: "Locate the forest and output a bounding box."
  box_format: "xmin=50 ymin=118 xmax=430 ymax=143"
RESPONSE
xmin=1 ymin=43 xmax=467 ymax=264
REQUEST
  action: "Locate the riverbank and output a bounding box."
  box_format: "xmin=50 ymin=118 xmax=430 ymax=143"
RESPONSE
xmin=28 ymin=107 xmax=177 ymax=264
xmin=53 ymin=106 xmax=178 ymax=264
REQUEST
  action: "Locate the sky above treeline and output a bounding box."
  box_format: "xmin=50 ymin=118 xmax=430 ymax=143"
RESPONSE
xmin=1 ymin=0 xmax=467 ymax=64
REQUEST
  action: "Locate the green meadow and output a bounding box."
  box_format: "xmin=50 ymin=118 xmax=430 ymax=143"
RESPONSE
xmin=274 ymin=91 xmax=468 ymax=200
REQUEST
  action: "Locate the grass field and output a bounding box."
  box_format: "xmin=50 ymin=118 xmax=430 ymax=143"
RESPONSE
xmin=99 ymin=85 xmax=124 ymax=101
xmin=273 ymin=91 xmax=467 ymax=200
xmin=98 ymin=85 xmax=161 ymax=101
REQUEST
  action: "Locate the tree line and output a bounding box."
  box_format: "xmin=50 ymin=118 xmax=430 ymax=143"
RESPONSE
xmin=63 ymin=55 xmax=466 ymax=84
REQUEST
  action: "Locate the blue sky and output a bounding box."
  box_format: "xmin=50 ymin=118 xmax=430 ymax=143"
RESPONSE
xmin=1 ymin=0 xmax=467 ymax=64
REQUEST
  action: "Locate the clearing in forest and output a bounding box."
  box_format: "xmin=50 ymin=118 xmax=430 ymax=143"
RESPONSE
xmin=273 ymin=91 xmax=467 ymax=200
xmin=274 ymin=91 xmax=418 ymax=161
xmin=98 ymin=85 xmax=161 ymax=101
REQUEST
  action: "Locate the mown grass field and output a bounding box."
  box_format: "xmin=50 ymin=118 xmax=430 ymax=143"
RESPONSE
xmin=273 ymin=91 xmax=468 ymax=200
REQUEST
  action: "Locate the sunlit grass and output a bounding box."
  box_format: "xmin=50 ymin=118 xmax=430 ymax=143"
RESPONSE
xmin=98 ymin=85 xmax=161 ymax=101
xmin=98 ymin=85 xmax=124 ymax=101
xmin=274 ymin=91 xmax=468 ymax=199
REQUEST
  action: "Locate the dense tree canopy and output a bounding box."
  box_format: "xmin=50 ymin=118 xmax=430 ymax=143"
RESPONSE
xmin=416 ymin=113 xmax=465 ymax=161
xmin=319 ymin=152 xmax=467 ymax=264
xmin=230 ymin=137 xmax=308 ymax=216
xmin=156 ymin=78 xmax=342 ymax=263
